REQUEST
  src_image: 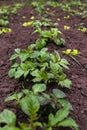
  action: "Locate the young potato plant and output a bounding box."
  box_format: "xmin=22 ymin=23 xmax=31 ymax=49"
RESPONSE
xmin=60 ymin=0 xmax=87 ymax=18
xmin=8 ymin=44 xmax=71 ymax=88
xmin=31 ymin=0 xmax=45 ymax=14
xmin=0 ymin=3 xmax=23 ymax=27
xmin=47 ymin=1 xmax=59 ymax=7
xmin=0 ymin=5 xmax=9 ymax=27
xmin=11 ymin=3 xmax=23 ymax=14
xmin=34 ymin=27 xmax=65 ymax=49
xmin=33 ymin=17 xmax=53 ymax=27
xmin=5 ymin=84 xmax=78 ymax=130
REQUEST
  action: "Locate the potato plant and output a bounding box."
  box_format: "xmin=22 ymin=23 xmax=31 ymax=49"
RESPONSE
xmin=0 ymin=3 xmax=23 ymax=27
xmin=0 ymin=1 xmax=80 ymax=130
xmin=8 ymin=44 xmax=71 ymax=88
xmin=3 ymin=84 xmax=78 ymax=130
xmin=33 ymin=27 xmax=65 ymax=49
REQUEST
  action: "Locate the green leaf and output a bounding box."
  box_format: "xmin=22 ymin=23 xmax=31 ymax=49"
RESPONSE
xmin=19 ymin=51 xmax=29 ymax=62
xmin=30 ymin=51 xmax=40 ymax=58
xmin=31 ymin=69 xmax=42 ymax=82
xmin=5 ymin=93 xmax=23 ymax=102
xmin=58 ymin=99 xmax=73 ymax=110
xmin=50 ymin=54 xmax=56 ymax=62
xmin=24 ymin=71 xmax=29 ymax=78
xmin=59 ymin=59 xmax=69 ymax=69
xmin=48 ymin=109 xmax=70 ymax=127
xmin=41 ymin=30 xmax=51 ymax=38
xmin=14 ymin=48 xmax=20 ymax=53
xmin=0 ymin=126 xmax=20 ymax=130
xmin=55 ymin=51 xmax=61 ymax=61
xmin=21 ymin=61 xmax=37 ymax=72
xmin=8 ymin=68 xmax=16 ymax=78
xmin=48 ymin=113 xmax=55 ymax=126
xmin=59 ymin=79 xmax=72 ymax=88
xmin=31 ymin=69 xmax=39 ymax=77
xmin=37 ymin=94 xmax=50 ymax=105
xmin=0 ymin=109 xmax=16 ymax=126
xmin=52 ymin=89 xmax=66 ymax=98
xmin=28 ymin=95 xmax=40 ymax=114
xmin=55 ymin=39 xmax=62 ymax=46
xmin=58 ymin=117 xmax=78 ymax=130
xmin=11 ymin=63 xmax=19 ymax=68
xmin=10 ymin=54 xmax=18 ymax=61
xmin=22 ymin=89 xmax=31 ymax=95
xmin=55 ymin=109 xmax=70 ymax=123
xmin=50 ymin=61 xmax=59 ymax=73
xmin=19 ymin=97 xmax=30 ymax=116
xmin=35 ymin=38 xmax=46 ymax=50
xmin=33 ymin=122 xmax=42 ymax=128
xmin=18 ymin=122 xmax=28 ymax=129
xmin=15 ymin=68 xmax=24 ymax=79
xmin=20 ymin=95 xmax=40 ymax=116
xmin=32 ymin=84 xmax=46 ymax=93
xmin=39 ymin=93 xmax=51 ymax=105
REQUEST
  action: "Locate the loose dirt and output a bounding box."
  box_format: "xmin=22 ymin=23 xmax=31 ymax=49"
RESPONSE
xmin=0 ymin=1 xmax=87 ymax=130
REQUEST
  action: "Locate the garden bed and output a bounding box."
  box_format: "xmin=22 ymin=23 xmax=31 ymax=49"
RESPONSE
xmin=0 ymin=1 xmax=87 ymax=130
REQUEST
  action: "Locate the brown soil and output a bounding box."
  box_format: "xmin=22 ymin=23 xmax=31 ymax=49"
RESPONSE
xmin=0 ymin=1 xmax=87 ymax=130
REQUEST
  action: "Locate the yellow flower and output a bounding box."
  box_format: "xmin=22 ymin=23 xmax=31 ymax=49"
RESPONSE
xmin=22 ymin=16 xmax=26 ymax=19
xmin=71 ymin=49 xmax=80 ymax=55
xmin=64 ymin=25 xmax=70 ymax=30
xmin=30 ymin=16 xmax=35 ymax=20
xmin=0 ymin=28 xmax=12 ymax=34
xmin=63 ymin=49 xmax=80 ymax=55
xmin=57 ymin=18 xmax=61 ymax=21
xmin=64 ymin=15 xmax=70 ymax=19
xmin=63 ymin=49 xmax=71 ymax=55
xmin=23 ymin=21 xmax=34 ymax=27
xmin=78 ymin=27 xmax=87 ymax=33
xmin=80 ymin=27 xmax=87 ymax=33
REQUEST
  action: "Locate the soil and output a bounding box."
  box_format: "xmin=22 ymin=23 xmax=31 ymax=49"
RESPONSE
xmin=0 ymin=1 xmax=87 ymax=130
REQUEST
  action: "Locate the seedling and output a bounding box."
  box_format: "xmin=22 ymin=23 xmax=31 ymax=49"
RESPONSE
xmin=34 ymin=27 xmax=65 ymax=47
xmin=8 ymin=44 xmax=71 ymax=88
xmin=78 ymin=27 xmax=87 ymax=33
xmin=5 ymin=84 xmax=78 ymax=130
xmin=64 ymin=15 xmax=70 ymax=19
xmin=0 ymin=3 xmax=23 ymax=27
xmin=0 ymin=27 xmax=12 ymax=34
xmin=31 ymin=0 xmax=45 ymax=14
xmin=60 ymin=0 xmax=87 ymax=18
xmin=23 ymin=21 xmax=34 ymax=27
xmin=32 ymin=17 xmax=53 ymax=27
xmin=63 ymin=49 xmax=80 ymax=55
xmin=30 ymin=16 xmax=35 ymax=20
xmin=47 ymin=1 xmax=59 ymax=7
xmin=64 ymin=25 xmax=70 ymax=30
xmin=0 ymin=19 xmax=9 ymax=27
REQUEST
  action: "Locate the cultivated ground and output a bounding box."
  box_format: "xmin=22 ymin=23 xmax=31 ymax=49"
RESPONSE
xmin=0 ymin=1 xmax=87 ymax=130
